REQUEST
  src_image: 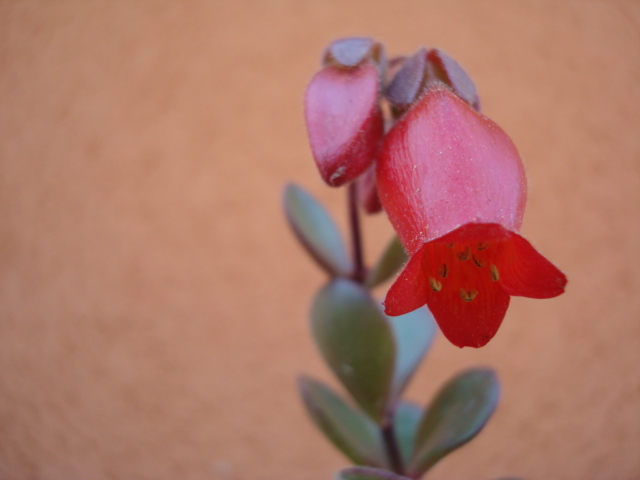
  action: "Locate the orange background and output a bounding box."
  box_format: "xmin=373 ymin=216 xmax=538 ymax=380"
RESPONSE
xmin=1 ymin=2 xmax=639 ymax=479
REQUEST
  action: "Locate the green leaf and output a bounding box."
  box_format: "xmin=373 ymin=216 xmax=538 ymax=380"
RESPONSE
xmin=408 ymin=368 xmax=500 ymax=476
xmin=388 ymin=307 xmax=436 ymax=398
xmin=393 ymin=401 xmax=423 ymax=466
xmin=337 ymin=466 xmax=413 ymax=480
xmin=311 ymin=279 xmax=396 ymax=422
xmin=365 ymin=236 xmax=408 ymax=288
xmin=283 ymin=183 xmax=353 ymax=277
xmin=298 ymin=376 xmax=386 ymax=467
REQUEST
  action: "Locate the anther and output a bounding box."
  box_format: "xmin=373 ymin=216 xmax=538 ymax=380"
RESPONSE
xmin=459 ymin=289 xmax=479 ymax=302
xmin=438 ymin=263 xmax=448 ymax=278
xmin=477 ymin=241 xmax=489 ymax=250
xmin=429 ymin=277 xmax=442 ymax=292
xmin=490 ymin=264 xmax=500 ymax=281
xmin=457 ymin=247 xmax=471 ymax=261
xmin=472 ymin=255 xmax=485 ymax=267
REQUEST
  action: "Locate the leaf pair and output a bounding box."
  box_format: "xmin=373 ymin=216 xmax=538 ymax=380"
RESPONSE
xmin=300 ymin=364 xmax=499 ymax=476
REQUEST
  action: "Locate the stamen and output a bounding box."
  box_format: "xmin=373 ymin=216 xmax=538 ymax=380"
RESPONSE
xmin=490 ymin=264 xmax=500 ymax=281
xmin=472 ymin=255 xmax=485 ymax=267
xmin=459 ymin=289 xmax=479 ymax=302
xmin=438 ymin=263 xmax=448 ymax=278
xmin=457 ymin=247 xmax=471 ymax=261
xmin=477 ymin=241 xmax=489 ymax=250
xmin=429 ymin=277 xmax=442 ymax=292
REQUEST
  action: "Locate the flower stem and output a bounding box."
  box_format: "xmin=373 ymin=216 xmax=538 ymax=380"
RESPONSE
xmin=348 ymin=183 xmax=403 ymax=473
xmin=348 ymin=182 xmax=366 ymax=283
xmin=381 ymin=410 xmax=404 ymax=475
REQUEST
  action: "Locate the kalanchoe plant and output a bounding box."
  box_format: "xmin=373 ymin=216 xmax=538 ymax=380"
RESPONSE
xmin=284 ymin=37 xmax=566 ymax=479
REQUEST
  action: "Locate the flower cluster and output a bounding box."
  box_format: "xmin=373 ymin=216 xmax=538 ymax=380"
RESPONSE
xmin=304 ymin=37 xmax=566 ymax=348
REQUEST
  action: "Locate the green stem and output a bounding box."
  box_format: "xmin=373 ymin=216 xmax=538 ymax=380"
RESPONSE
xmin=381 ymin=409 xmax=405 ymax=475
xmin=349 ymin=182 xmax=405 ymax=472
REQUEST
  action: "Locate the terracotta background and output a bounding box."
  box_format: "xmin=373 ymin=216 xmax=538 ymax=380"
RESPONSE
xmin=1 ymin=2 xmax=639 ymax=479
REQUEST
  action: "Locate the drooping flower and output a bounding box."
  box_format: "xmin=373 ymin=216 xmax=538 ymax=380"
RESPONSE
xmin=304 ymin=38 xmax=385 ymax=187
xmin=377 ymin=83 xmax=567 ymax=348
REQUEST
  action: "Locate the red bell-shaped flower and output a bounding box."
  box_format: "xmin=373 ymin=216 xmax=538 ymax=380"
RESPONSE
xmin=377 ymin=83 xmax=566 ymax=348
xmin=304 ymin=38 xmax=384 ymax=187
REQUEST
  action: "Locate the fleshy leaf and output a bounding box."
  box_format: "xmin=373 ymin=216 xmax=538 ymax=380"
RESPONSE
xmin=408 ymin=368 xmax=500 ymax=476
xmin=388 ymin=308 xmax=436 ymax=397
xmin=311 ymin=279 xmax=396 ymax=422
xmin=365 ymin=236 xmax=408 ymax=289
xmin=297 ymin=375 xmax=386 ymax=467
xmin=337 ymin=467 xmax=413 ymax=480
xmin=283 ymin=183 xmax=354 ymax=277
xmin=393 ymin=401 xmax=423 ymax=465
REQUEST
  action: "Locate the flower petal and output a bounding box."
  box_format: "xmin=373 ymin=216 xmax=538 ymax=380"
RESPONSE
xmin=383 ymin=247 xmax=428 ymax=316
xmin=499 ymin=234 xmax=567 ymax=299
xmin=415 ymin=238 xmax=511 ymax=348
xmin=385 ymin=223 xmax=515 ymax=348
xmin=424 ymin=270 xmax=510 ymax=348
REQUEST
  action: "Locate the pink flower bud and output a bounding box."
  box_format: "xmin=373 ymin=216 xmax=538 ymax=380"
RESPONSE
xmin=385 ymin=48 xmax=480 ymax=117
xmin=304 ymin=39 xmax=384 ymax=187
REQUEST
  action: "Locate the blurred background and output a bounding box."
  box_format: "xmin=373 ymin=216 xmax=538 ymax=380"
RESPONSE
xmin=1 ymin=1 xmax=639 ymax=479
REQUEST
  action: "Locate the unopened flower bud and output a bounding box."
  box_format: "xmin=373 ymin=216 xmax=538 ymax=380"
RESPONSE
xmin=304 ymin=38 xmax=385 ymax=187
xmin=385 ymin=48 xmax=480 ymax=117
xmin=323 ymin=37 xmax=384 ymax=70
xmin=385 ymin=48 xmax=428 ymax=116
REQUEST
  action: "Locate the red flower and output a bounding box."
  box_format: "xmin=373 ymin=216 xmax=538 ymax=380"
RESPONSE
xmin=305 ymin=59 xmax=383 ymax=187
xmin=377 ymin=84 xmax=567 ymax=348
